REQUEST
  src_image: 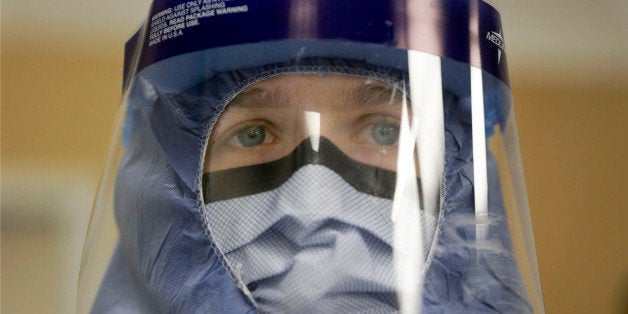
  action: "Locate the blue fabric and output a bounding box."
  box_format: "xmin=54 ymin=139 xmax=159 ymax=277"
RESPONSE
xmin=94 ymin=87 xmax=255 ymax=312
xmin=93 ymin=54 xmax=529 ymax=312
xmin=420 ymin=96 xmax=530 ymax=313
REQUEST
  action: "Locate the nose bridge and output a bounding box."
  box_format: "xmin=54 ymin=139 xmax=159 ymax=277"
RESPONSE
xmin=293 ymin=110 xmax=342 ymax=166
xmin=300 ymin=111 xmax=355 ymax=168
xmin=295 ymin=98 xmax=343 ymax=145
xmin=303 ymin=110 xmax=321 ymax=152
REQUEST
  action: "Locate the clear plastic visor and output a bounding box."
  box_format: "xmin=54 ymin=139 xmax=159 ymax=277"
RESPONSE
xmin=78 ymin=52 xmax=544 ymax=313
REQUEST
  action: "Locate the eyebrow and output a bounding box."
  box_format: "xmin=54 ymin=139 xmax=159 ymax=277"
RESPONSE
xmin=344 ymin=81 xmax=406 ymax=110
xmin=227 ymin=79 xmax=406 ymax=110
xmin=227 ymin=87 xmax=289 ymax=109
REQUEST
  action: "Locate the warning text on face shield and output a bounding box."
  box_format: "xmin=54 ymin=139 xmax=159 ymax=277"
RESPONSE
xmin=148 ymin=0 xmax=249 ymax=47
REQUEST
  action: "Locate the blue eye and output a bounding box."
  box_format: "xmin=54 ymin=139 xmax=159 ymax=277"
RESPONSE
xmin=236 ymin=125 xmax=266 ymax=147
xmin=371 ymin=122 xmax=399 ymax=145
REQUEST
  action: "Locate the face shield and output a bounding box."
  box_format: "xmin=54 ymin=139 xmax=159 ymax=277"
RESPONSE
xmin=78 ymin=0 xmax=544 ymax=313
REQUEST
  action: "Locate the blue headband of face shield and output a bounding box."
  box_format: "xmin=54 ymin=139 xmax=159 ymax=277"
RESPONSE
xmin=91 ymin=41 xmax=530 ymax=312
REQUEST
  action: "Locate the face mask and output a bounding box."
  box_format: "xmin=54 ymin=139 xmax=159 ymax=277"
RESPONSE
xmin=203 ymin=138 xmax=437 ymax=312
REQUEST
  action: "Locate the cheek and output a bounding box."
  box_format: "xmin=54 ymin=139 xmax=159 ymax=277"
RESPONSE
xmin=356 ymin=147 xmax=399 ymax=172
xmin=327 ymin=137 xmax=398 ymax=172
xmin=206 ymin=144 xmax=291 ymax=172
xmin=329 ymin=139 xmax=420 ymax=178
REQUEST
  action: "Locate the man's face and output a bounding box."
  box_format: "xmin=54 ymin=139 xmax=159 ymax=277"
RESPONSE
xmin=205 ymin=74 xmax=407 ymax=172
xmin=201 ymin=74 xmax=424 ymax=311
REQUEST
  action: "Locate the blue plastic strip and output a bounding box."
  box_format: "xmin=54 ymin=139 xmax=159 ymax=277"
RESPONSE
xmin=123 ymin=0 xmax=509 ymax=90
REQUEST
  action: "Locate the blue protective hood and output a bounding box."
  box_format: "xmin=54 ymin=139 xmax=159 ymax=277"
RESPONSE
xmin=92 ymin=51 xmax=528 ymax=312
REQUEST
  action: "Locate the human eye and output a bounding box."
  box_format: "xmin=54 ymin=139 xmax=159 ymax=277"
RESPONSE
xmin=354 ymin=115 xmax=400 ymax=147
xmin=207 ymin=119 xmax=286 ymax=171
xmin=236 ymin=124 xmax=268 ymax=147
xmin=342 ymin=114 xmax=401 ymax=171
xmin=226 ymin=121 xmax=277 ymax=148
xmin=369 ymin=121 xmax=400 ymax=146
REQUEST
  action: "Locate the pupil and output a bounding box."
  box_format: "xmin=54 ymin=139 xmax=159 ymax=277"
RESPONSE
xmin=247 ymin=129 xmax=260 ymax=139
xmin=372 ymin=123 xmax=399 ymax=145
xmin=237 ymin=126 xmax=266 ymax=147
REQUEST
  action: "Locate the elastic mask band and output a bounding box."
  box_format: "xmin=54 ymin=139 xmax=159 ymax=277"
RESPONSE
xmin=203 ymin=137 xmax=423 ymax=203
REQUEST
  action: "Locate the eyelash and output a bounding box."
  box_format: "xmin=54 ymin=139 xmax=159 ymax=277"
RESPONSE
xmin=353 ymin=114 xmax=400 ymax=141
xmin=224 ymin=120 xmax=277 ymax=148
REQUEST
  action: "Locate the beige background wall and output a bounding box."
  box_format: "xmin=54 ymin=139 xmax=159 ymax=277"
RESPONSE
xmin=2 ymin=0 xmax=626 ymax=313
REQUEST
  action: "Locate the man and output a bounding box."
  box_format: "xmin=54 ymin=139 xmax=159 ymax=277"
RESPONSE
xmin=80 ymin=1 xmax=543 ymax=312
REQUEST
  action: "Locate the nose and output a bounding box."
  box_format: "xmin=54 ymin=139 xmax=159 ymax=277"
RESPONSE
xmin=268 ymin=165 xmax=394 ymax=248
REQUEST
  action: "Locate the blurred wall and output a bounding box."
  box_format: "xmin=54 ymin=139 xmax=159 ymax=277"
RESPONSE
xmin=2 ymin=0 xmax=627 ymax=313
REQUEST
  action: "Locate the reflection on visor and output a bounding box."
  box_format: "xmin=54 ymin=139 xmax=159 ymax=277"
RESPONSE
xmin=203 ymin=136 xmax=420 ymax=203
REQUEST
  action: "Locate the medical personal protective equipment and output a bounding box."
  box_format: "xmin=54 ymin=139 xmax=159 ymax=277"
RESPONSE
xmin=78 ymin=0 xmax=545 ymax=313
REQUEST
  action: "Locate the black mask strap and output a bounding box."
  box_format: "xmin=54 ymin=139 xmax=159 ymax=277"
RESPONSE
xmin=203 ymin=137 xmax=421 ymax=204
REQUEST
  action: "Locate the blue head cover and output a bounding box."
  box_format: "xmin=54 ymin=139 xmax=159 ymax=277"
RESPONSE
xmin=91 ymin=43 xmax=529 ymax=312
